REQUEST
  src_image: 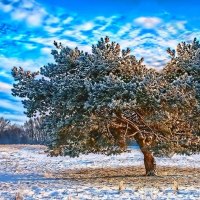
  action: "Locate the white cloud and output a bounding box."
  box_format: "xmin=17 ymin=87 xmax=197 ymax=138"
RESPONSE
xmin=95 ymin=16 xmax=107 ymax=21
xmin=27 ymin=14 xmax=43 ymax=27
xmin=0 ymin=71 xmax=12 ymax=79
xmin=46 ymin=16 xmax=60 ymax=24
xmin=0 ymin=82 xmax=12 ymax=94
xmin=63 ymin=17 xmax=73 ymax=24
xmin=166 ymin=24 xmax=177 ymax=35
xmin=11 ymin=9 xmax=27 ymax=20
xmin=176 ymin=21 xmax=187 ymax=30
xmin=1 ymin=112 xmax=27 ymax=124
xmin=0 ymin=99 xmax=23 ymax=112
xmin=0 ymin=2 xmax=13 ymax=12
xmin=24 ymin=43 xmax=36 ymax=50
xmin=134 ymin=17 xmax=162 ymax=29
xmin=11 ymin=8 xmax=44 ymax=27
xmin=97 ymin=16 xmax=116 ymax=31
xmin=30 ymin=37 xmax=54 ymax=44
xmin=156 ymin=29 xmax=170 ymax=38
xmin=30 ymin=36 xmax=82 ymax=51
xmin=79 ymin=45 xmax=91 ymax=53
xmin=62 ymin=40 xmax=81 ymax=48
xmin=41 ymin=47 xmax=52 ymax=55
xmin=75 ymin=22 xmax=95 ymax=31
xmin=117 ymin=23 xmax=132 ymax=36
xmin=1 ymin=0 xmax=46 ymax=27
xmin=128 ymin=29 xmax=141 ymax=38
xmin=0 ymin=55 xmax=43 ymax=72
xmin=22 ymin=0 xmax=34 ymax=9
xmin=44 ymin=26 xmax=62 ymax=34
xmin=63 ymin=30 xmax=88 ymax=40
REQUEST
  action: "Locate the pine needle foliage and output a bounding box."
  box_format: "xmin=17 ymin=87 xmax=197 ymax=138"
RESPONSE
xmin=12 ymin=37 xmax=200 ymax=157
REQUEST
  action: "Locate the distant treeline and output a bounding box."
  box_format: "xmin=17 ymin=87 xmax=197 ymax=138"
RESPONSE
xmin=0 ymin=117 xmax=48 ymax=144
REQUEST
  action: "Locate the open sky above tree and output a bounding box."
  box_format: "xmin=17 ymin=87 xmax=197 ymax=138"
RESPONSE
xmin=1 ymin=0 xmax=200 ymax=124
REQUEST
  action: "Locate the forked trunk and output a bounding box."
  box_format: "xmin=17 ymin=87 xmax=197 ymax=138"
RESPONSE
xmin=134 ymin=133 xmax=157 ymax=176
xmin=133 ymin=135 xmax=157 ymax=175
xmin=142 ymin=149 xmax=157 ymax=176
xmin=114 ymin=112 xmax=157 ymax=176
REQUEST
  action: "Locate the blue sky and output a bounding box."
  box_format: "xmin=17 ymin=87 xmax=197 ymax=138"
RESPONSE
xmin=0 ymin=0 xmax=200 ymax=124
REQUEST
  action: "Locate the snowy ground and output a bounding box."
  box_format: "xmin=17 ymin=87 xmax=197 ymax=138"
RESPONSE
xmin=0 ymin=145 xmax=200 ymax=199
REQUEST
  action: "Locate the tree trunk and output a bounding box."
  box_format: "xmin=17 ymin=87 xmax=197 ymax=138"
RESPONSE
xmin=114 ymin=112 xmax=157 ymax=176
xmin=133 ymin=131 xmax=157 ymax=176
xmin=133 ymin=132 xmax=157 ymax=176
xmin=141 ymin=149 xmax=157 ymax=176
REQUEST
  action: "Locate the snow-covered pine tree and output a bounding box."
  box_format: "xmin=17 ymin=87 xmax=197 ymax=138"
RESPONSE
xmin=164 ymin=38 xmax=200 ymax=105
xmin=11 ymin=37 xmax=200 ymax=176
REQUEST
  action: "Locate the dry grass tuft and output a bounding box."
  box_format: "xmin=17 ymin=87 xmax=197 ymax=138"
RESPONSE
xmin=15 ymin=192 xmax=23 ymax=200
xmin=172 ymin=180 xmax=179 ymax=192
xmin=118 ymin=180 xmax=125 ymax=191
xmin=43 ymin=171 xmax=53 ymax=178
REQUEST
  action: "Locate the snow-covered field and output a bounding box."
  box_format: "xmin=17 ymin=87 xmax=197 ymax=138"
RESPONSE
xmin=0 ymin=145 xmax=200 ymax=200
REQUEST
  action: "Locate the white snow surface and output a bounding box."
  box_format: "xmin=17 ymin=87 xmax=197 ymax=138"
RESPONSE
xmin=0 ymin=145 xmax=199 ymax=200
xmin=0 ymin=145 xmax=200 ymax=175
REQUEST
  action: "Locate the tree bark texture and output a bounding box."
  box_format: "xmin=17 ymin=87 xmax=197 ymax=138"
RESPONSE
xmin=141 ymin=149 xmax=157 ymax=176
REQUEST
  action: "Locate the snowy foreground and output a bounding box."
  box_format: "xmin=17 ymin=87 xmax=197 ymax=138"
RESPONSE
xmin=0 ymin=145 xmax=200 ymax=200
